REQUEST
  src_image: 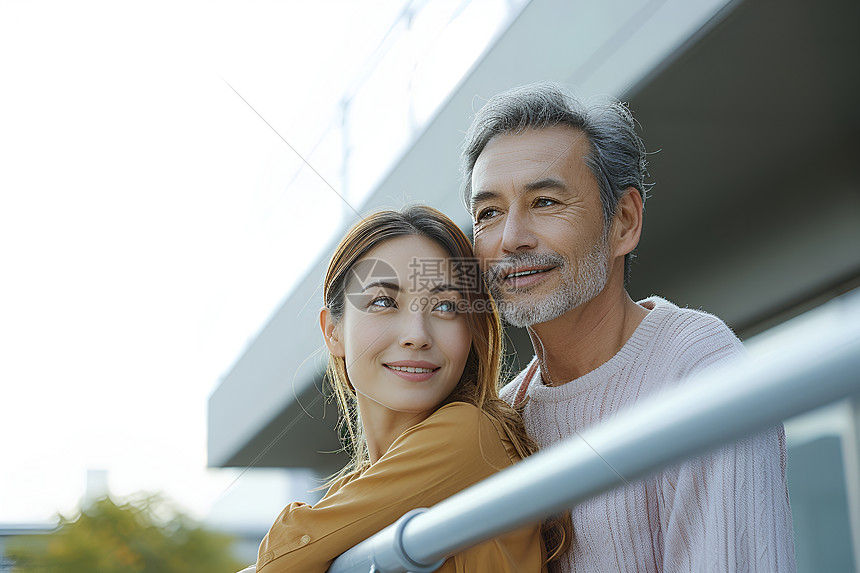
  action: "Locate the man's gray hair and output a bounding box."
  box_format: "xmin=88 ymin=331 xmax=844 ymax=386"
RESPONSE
xmin=460 ymin=82 xmax=650 ymax=281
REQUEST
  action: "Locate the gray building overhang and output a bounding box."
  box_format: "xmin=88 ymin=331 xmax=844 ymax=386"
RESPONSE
xmin=208 ymin=0 xmax=860 ymax=472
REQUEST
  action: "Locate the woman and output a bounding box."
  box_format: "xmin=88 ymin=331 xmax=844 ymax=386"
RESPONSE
xmin=254 ymin=205 xmax=569 ymax=572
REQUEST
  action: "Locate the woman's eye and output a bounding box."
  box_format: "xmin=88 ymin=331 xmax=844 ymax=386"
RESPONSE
xmin=369 ymin=296 xmax=396 ymax=309
xmin=432 ymin=299 xmax=458 ymax=313
xmin=476 ymin=207 xmax=499 ymax=222
xmin=534 ymin=197 xmax=557 ymax=207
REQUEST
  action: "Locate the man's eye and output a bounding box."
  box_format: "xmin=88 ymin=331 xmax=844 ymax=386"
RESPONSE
xmin=476 ymin=208 xmax=500 ymax=222
xmin=369 ymin=296 xmax=396 ymax=309
xmin=534 ymin=197 xmax=557 ymax=207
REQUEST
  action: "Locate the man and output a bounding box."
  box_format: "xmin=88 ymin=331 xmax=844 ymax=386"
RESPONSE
xmin=462 ymin=83 xmax=796 ymax=572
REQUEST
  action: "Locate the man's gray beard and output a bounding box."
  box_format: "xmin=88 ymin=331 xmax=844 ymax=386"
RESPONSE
xmin=488 ymin=236 xmax=611 ymax=328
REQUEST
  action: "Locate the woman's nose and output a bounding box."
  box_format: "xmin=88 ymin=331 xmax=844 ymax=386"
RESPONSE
xmin=399 ymin=310 xmax=432 ymax=350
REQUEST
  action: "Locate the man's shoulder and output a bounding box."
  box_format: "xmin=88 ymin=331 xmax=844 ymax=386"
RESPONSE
xmin=639 ymin=296 xmax=744 ymax=375
xmin=642 ymin=296 xmax=741 ymax=347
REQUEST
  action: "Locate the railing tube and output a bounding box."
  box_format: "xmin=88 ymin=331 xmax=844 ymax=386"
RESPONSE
xmin=329 ymin=305 xmax=860 ymax=573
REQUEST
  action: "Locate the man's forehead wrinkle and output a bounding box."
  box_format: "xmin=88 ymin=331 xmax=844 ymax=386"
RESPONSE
xmin=488 ymin=145 xmax=565 ymax=168
xmin=480 ymin=143 xmax=580 ymax=184
xmin=478 ymin=156 xmax=558 ymax=186
xmin=474 ymin=159 xmax=566 ymax=192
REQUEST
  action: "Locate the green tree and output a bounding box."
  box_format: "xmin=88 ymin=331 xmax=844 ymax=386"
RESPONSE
xmin=6 ymin=494 xmax=244 ymax=573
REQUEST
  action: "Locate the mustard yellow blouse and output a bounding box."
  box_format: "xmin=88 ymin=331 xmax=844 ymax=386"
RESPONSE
xmin=256 ymin=401 xmax=546 ymax=572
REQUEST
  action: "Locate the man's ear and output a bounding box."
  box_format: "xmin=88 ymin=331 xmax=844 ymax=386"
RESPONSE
xmin=611 ymin=187 xmax=643 ymax=257
xmin=319 ymin=307 xmax=345 ymax=357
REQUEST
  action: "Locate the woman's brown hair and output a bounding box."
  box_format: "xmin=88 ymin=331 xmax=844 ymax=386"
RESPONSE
xmin=322 ymin=205 xmax=571 ymax=568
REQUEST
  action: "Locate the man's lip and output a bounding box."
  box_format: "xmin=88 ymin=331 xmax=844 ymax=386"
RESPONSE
xmin=384 ymin=360 xmax=440 ymax=370
xmin=502 ymin=266 xmax=556 ymax=280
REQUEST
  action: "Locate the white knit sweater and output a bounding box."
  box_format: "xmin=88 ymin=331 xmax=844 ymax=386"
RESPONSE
xmin=501 ymin=297 xmax=796 ymax=573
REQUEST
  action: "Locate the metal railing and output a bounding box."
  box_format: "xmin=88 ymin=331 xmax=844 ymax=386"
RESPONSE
xmin=328 ymin=299 xmax=860 ymax=573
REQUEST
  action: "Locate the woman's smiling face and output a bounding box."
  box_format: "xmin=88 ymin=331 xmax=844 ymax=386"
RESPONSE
xmin=329 ymin=235 xmax=472 ymax=425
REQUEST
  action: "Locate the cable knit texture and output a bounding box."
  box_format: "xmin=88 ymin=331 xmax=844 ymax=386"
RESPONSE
xmin=501 ymin=297 xmax=796 ymax=573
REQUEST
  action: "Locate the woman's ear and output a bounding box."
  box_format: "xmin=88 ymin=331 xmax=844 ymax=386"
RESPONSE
xmin=611 ymin=187 xmax=644 ymax=258
xmin=320 ymin=307 xmax=345 ymax=357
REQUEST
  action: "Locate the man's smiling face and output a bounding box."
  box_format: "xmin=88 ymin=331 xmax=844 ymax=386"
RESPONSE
xmin=469 ymin=126 xmax=613 ymax=327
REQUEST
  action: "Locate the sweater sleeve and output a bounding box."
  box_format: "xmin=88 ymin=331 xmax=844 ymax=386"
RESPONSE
xmin=658 ymin=318 xmax=796 ymax=572
xmin=255 ymin=402 xmax=515 ymax=573
xmin=660 ymin=427 xmax=796 ymax=572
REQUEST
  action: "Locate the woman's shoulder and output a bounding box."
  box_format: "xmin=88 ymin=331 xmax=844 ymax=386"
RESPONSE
xmin=400 ymin=401 xmax=519 ymax=471
xmin=323 ymin=468 xmax=362 ymax=498
xmin=430 ymin=400 xmax=483 ymax=421
xmin=398 ymin=401 xmax=483 ymax=442
xmin=413 ymin=401 xmax=505 ymax=437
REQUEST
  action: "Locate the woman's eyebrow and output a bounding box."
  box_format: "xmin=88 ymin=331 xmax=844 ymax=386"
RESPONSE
xmin=361 ymin=280 xmax=401 ymax=292
xmin=428 ymin=283 xmax=465 ymax=295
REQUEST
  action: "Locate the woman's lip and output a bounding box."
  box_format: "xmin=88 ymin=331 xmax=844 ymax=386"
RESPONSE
xmin=384 ymin=364 xmax=439 ymax=382
xmin=384 ymin=360 xmax=440 ymax=369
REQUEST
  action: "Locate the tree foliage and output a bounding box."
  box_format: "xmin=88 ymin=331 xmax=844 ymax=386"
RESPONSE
xmin=6 ymin=494 xmax=244 ymax=573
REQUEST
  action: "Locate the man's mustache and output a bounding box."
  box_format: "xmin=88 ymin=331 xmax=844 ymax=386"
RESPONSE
xmin=484 ymin=252 xmax=567 ymax=285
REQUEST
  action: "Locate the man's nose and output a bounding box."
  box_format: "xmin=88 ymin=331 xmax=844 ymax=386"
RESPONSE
xmin=500 ymin=206 xmax=537 ymax=253
xmin=399 ymin=310 xmax=432 ymax=350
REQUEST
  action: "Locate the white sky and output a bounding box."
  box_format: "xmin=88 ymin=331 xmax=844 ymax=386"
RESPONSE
xmin=0 ymin=0 xmax=856 ymax=539
xmin=0 ymin=0 xmax=421 ymax=523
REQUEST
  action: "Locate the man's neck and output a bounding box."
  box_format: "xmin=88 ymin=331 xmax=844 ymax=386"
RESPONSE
xmin=527 ymin=284 xmax=649 ymax=385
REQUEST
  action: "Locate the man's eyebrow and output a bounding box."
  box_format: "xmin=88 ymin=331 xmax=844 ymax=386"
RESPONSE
xmin=524 ymin=177 xmax=567 ymax=192
xmin=470 ymin=177 xmax=569 ymax=211
xmin=470 ymin=190 xmax=498 ymax=211
xmin=361 ymin=280 xmax=401 ymax=292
